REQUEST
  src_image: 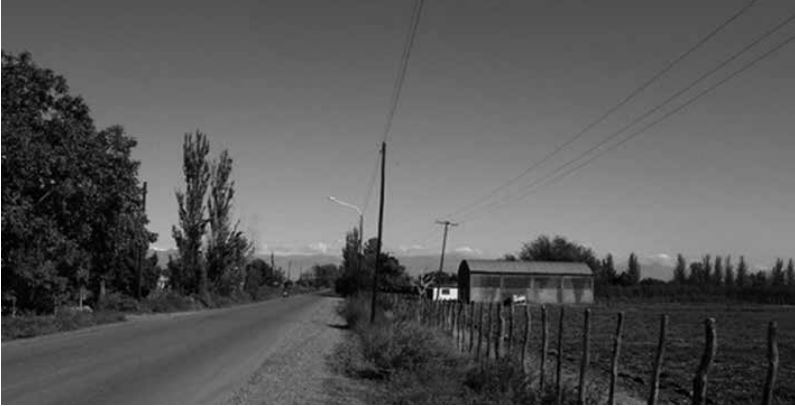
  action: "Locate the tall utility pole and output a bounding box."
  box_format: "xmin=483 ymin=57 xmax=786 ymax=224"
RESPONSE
xmin=137 ymin=181 xmax=148 ymax=299
xmin=435 ymin=220 xmax=458 ymax=274
xmin=371 ymin=141 xmax=386 ymax=324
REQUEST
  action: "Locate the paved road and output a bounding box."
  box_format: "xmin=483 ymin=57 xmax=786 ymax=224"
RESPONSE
xmin=2 ymin=293 xmax=340 ymax=404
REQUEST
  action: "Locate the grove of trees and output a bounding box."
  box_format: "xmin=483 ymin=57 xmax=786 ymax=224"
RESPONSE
xmin=169 ymin=131 xmax=253 ymax=304
xmin=2 ymin=52 xmax=157 ymax=313
xmin=335 ymin=228 xmax=411 ymax=296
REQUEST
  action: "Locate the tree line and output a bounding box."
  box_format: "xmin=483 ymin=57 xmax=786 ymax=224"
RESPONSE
xmin=507 ymin=235 xmax=795 ymax=304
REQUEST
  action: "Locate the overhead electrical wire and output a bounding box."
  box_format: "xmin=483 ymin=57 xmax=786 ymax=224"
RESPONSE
xmin=443 ymin=0 xmax=760 ymax=221
xmin=461 ymin=30 xmax=795 ymax=224
xmin=357 ymin=0 xmax=425 ymax=224
xmin=381 ymin=0 xmax=425 ymax=144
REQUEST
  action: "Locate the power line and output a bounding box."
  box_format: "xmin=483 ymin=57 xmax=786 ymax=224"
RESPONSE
xmin=462 ymin=13 xmax=795 ymax=221
xmin=463 ymin=31 xmax=795 ymax=224
xmin=360 ymin=0 xmax=425 ymax=223
xmin=444 ymin=0 xmax=760 ymax=221
xmin=361 ymin=148 xmax=381 ymax=213
xmin=382 ymin=0 xmax=425 ymax=143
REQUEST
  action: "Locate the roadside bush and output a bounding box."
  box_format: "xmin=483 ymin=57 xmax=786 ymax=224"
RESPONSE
xmin=141 ymin=290 xmax=198 ymax=313
xmin=2 ymin=310 xmax=126 ymax=341
xmin=359 ymin=321 xmax=455 ymax=377
xmin=97 ymin=292 xmax=140 ymax=312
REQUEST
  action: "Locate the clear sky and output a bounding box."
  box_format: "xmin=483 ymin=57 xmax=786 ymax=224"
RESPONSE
xmin=4 ymin=0 xmax=794 ymax=269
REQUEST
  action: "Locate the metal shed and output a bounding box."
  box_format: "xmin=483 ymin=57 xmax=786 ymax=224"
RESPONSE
xmin=457 ymin=259 xmax=594 ymax=304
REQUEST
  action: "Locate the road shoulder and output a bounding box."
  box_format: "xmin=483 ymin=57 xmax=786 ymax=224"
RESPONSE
xmin=226 ymin=296 xmax=366 ymax=404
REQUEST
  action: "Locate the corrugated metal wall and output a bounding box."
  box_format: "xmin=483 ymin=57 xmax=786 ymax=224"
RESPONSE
xmin=466 ymin=273 xmax=593 ymax=304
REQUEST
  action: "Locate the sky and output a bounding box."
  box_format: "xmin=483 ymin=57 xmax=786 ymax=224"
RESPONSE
xmin=4 ymin=0 xmax=794 ymax=270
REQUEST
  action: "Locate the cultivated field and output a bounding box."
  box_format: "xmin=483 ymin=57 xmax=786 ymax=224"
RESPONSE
xmin=526 ymin=302 xmax=794 ymax=404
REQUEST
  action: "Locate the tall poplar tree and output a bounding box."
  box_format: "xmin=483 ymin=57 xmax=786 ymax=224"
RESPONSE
xmin=172 ymin=132 xmax=211 ymax=298
xmin=673 ymin=254 xmax=687 ymax=284
xmin=736 ymin=256 xmax=748 ymax=288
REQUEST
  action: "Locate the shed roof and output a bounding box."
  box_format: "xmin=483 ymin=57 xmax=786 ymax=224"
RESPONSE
xmin=462 ymin=260 xmax=592 ymax=276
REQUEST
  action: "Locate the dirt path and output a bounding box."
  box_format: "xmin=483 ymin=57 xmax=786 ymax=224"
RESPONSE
xmin=226 ymin=295 xmax=366 ymax=404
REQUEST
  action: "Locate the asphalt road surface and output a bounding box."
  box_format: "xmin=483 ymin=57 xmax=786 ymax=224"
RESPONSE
xmin=1 ymin=293 xmax=344 ymax=404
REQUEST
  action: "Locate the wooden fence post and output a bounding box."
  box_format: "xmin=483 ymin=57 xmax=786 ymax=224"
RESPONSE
xmin=476 ymin=302 xmax=484 ymax=361
xmin=763 ymin=321 xmax=779 ymax=404
xmin=456 ymin=302 xmax=463 ymax=349
xmin=556 ymin=306 xmax=566 ymax=404
xmin=468 ymin=302 xmax=475 ymax=353
xmin=508 ymin=302 xmax=515 ymax=357
xmin=609 ymin=312 xmax=625 ymax=405
xmin=496 ymin=303 xmax=504 ymax=359
xmin=522 ymin=304 xmax=531 ymax=372
xmin=692 ymin=318 xmax=717 ymax=405
xmin=448 ymin=301 xmax=454 ymax=333
xmin=539 ymin=305 xmax=549 ymax=393
xmin=578 ymin=308 xmax=591 ymax=404
xmin=648 ymin=314 xmax=667 ymax=405
xmin=485 ymin=302 xmax=494 ymax=361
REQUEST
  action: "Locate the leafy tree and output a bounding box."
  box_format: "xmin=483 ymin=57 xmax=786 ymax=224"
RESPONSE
xmin=363 ymin=237 xmax=410 ymax=292
xmin=336 ymin=228 xmax=367 ymax=296
xmin=335 ymin=233 xmax=409 ymax=296
xmin=601 ymin=254 xmax=617 ymax=285
xmin=503 ymin=254 xmax=517 ymax=261
xmin=172 ymin=132 xmax=211 ymax=299
xmin=688 ymin=262 xmax=704 ymax=285
xmin=311 ymin=263 xmax=341 ymax=288
xmin=713 ymin=255 xmax=723 ymax=287
xmin=2 ymin=51 xmax=154 ymax=312
xmin=701 ymin=255 xmax=712 ymax=286
xmin=341 ymin=227 xmax=362 ymax=277
xmin=771 ymin=258 xmax=785 ymax=286
xmin=206 ymin=149 xmax=252 ymax=295
xmin=724 ymin=255 xmax=735 ymax=288
xmin=736 ymin=256 xmax=748 ymax=288
xmin=786 ymin=258 xmax=794 ymax=287
xmin=518 ymin=235 xmax=600 ymax=271
xmin=626 ymin=253 xmax=641 ymax=286
xmin=673 ymin=254 xmax=687 ymax=285
xmin=751 ymin=270 xmax=768 ymax=288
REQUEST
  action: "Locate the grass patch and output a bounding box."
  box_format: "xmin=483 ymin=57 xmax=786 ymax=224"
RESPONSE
xmin=2 ymin=309 xmax=126 ymax=341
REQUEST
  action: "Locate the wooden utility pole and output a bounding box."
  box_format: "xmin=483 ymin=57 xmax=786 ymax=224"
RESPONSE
xmin=137 ymin=181 xmax=148 ymax=299
xmin=435 ymin=220 xmax=458 ymax=273
xmin=371 ymin=141 xmax=386 ymax=324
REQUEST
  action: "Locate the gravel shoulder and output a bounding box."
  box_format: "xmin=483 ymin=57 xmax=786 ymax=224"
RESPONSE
xmin=226 ymin=295 xmax=367 ymax=404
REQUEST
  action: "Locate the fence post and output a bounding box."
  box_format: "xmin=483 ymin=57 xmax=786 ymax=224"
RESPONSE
xmin=692 ymin=318 xmax=717 ymax=405
xmin=763 ymin=321 xmax=779 ymax=404
xmin=648 ymin=314 xmax=667 ymax=405
xmin=456 ymin=301 xmax=462 ymax=349
xmin=540 ymin=305 xmax=549 ymax=393
xmin=507 ymin=302 xmax=515 ymax=357
xmin=578 ymin=308 xmax=591 ymax=404
xmin=485 ymin=302 xmax=494 ymax=361
xmin=496 ymin=303 xmax=504 ymax=359
xmin=556 ymin=306 xmax=566 ymax=404
xmin=476 ymin=302 xmax=484 ymax=361
xmin=468 ymin=302 xmax=475 ymax=353
xmin=609 ymin=312 xmax=625 ymax=405
xmin=522 ymin=304 xmax=531 ymax=372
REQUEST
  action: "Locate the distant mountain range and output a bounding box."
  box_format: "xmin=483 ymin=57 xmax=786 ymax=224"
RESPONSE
xmin=149 ymin=249 xmax=674 ymax=281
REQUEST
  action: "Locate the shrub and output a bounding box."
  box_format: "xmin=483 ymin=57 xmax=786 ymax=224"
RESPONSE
xmin=141 ymin=291 xmax=198 ymax=313
xmin=97 ymin=292 xmax=140 ymax=312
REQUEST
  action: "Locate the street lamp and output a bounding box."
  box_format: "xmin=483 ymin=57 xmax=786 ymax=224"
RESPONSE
xmin=327 ymin=196 xmax=364 ymax=254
